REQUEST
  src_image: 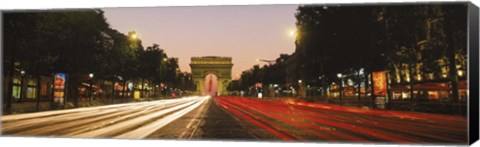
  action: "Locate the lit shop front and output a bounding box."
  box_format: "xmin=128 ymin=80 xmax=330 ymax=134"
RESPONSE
xmin=390 ymin=80 xmax=467 ymax=100
xmin=329 ymin=84 xmax=358 ymax=98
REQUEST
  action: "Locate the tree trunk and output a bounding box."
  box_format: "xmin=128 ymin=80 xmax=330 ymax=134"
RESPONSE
xmin=122 ymin=80 xmax=128 ymax=102
xmin=150 ymin=81 xmax=154 ymax=98
xmin=68 ymin=73 xmax=80 ymax=108
xmin=445 ymin=10 xmax=460 ymax=102
xmin=50 ymin=74 xmax=55 ymax=110
xmin=6 ymin=72 xmax=13 ymax=114
xmin=364 ymin=71 xmax=369 ymax=98
xmin=36 ymin=75 xmax=41 ymax=111
xmin=111 ymin=79 xmax=115 ymax=104
xmin=357 ymin=68 xmax=361 ymax=100
xmin=322 ymin=78 xmax=327 ymax=97
xmin=408 ymin=61 xmax=414 ymax=101
xmin=141 ymin=78 xmax=145 ymax=99
xmin=369 ymin=72 xmax=375 ymax=107
xmin=102 ymin=80 xmax=107 ymax=102
xmin=447 ymin=52 xmax=459 ymax=101
xmin=122 ymin=80 xmax=126 ymax=98
xmin=5 ymin=49 xmax=16 ymax=114
xmin=153 ymin=82 xmax=156 ymax=98
xmin=19 ymin=74 xmax=25 ymax=103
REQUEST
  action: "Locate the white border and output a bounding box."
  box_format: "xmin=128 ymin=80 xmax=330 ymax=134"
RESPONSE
xmin=1 ymin=0 xmax=478 ymax=147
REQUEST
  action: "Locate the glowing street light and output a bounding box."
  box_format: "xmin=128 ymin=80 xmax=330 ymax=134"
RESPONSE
xmin=337 ymin=73 xmax=344 ymax=100
xmin=19 ymin=70 xmax=26 ymax=102
xmin=288 ymin=29 xmax=297 ymax=37
xmin=129 ymin=32 xmax=138 ymax=40
xmin=458 ymin=70 xmax=464 ymax=77
xmin=88 ymin=73 xmax=94 ymax=102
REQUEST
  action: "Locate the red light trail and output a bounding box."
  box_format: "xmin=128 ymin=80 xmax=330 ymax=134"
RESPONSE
xmin=215 ymin=96 xmax=467 ymax=143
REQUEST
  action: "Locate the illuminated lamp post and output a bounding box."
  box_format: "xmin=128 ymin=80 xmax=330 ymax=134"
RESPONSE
xmin=89 ymin=73 xmax=94 ymax=102
xmin=318 ymin=75 xmax=325 ymax=97
xmin=19 ymin=70 xmax=26 ymax=102
xmin=457 ymin=70 xmax=464 ymax=77
xmin=337 ymin=73 xmax=343 ymax=101
xmin=298 ymin=79 xmax=303 ymax=98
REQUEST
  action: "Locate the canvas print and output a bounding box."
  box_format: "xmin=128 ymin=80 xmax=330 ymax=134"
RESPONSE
xmin=1 ymin=2 xmax=477 ymax=145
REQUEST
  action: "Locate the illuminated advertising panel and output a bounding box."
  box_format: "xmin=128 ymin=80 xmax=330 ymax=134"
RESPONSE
xmin=372 ymin=71 xmax=387 ymax=97
xmin=53 ymin=73 xmax=66 ymax=103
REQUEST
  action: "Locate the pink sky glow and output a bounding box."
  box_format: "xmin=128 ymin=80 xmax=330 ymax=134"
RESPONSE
xmin=103 ymin=4 xmax=298 ymax=79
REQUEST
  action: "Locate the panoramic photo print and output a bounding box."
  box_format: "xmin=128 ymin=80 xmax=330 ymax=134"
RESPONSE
xmin=1 ymin=2 xmax=476 ymax=145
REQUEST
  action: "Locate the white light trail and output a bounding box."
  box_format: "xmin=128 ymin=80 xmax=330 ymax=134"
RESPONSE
xmin=2 ymin=96 xmax=210 ymax=139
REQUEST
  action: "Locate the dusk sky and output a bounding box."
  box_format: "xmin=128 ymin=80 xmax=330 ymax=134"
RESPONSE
xmin=102 ymin=4 xmax=299 ymax=79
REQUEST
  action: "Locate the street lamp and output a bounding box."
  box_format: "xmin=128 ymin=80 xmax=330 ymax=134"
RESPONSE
xmin=289 ymin=30 xmax=296 ymax=37
xmin=89 ymin=73 xmax=94 ymax=102
xmin=130 ymin=34 xmax=138 ymax=39
xmin=19 ymin=70 xmax=26 ymax=102
xmin=256 ymin=58 xmax=275 ymax=64
xmin=129 ymin=32 xmax=138 ymax=40
xmin=337 ymin=73 xmax=343 ymax=100
xmin=457 ymin=70 xmax=464 ymax=77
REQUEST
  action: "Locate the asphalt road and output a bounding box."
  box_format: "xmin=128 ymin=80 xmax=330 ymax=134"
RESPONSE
xmin=215 ymin=96 xmax=468 ymax=144
xmin=1 ymin=96 xmax=276 ymax=141
xmin=1 ymin=96 xmax=468 ymax=144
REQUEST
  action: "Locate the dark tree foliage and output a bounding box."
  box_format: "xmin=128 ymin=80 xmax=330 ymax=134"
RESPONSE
xmin=139 ymin=44 xmax=167 ymax=83
xmin=176 ymin=72 xmax=196 ymax=91
xmin=234 ymin=4 xmax=467 ymax=102
xmin=3 ymin=10 xmax=194 ymax=110
xmin=295 ymin=5 xmax=386 ymax=85
xmin=231 ymin=55 xmax=288 ymax=92
xmin=379 ymin=4 xmax=467 ymax=101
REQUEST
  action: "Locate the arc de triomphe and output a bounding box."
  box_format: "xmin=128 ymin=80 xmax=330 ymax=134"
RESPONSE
xmin=190 ymin=56 xmax=233 ymax=96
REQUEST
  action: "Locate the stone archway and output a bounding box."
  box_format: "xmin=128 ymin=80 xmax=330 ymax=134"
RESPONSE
xmin=190 ymin=56 xmax=233 ymax=96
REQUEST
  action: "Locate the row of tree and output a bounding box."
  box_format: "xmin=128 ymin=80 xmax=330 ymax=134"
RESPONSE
xmin=227 ymin=55 xmax=288 ymax=93
xmin=230 ymin=3 xmax=467 ymax=101
xmin=3 ymin=10 xmax=195 ymax=112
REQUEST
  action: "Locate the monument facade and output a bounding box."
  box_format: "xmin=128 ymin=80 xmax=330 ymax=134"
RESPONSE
xmin=190 ymin=56 xmax=233 ymax=96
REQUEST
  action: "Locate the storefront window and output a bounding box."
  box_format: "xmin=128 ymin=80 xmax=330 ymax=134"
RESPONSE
xmin=26 ymin=79 xmax=37 ymax=99
xmin=392 ymin=92 xmax=402 ymax=99
xmin=427 ymin=91 xmax=439 ymax=99
xmin=459 ymin=90 xmax=468 ymax=100
xmin=40 ymin=77 xmax=53 ymax=98
xmin=401 ymin=92 xmax=409 ymax=99
xmin=12 ymin=77 xmax=21 ymax=99
xmin=12 ymin=85 xmax=21 ymax=99
xmin=13 ymin=78 xmax=21 ymax=84
xmin=26 ymin=87 xmax=37 ymax=98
